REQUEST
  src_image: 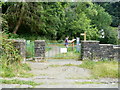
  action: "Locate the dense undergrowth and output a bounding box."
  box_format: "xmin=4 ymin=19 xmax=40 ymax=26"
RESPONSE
xmin=0 ymin=33 xmax=32 ymax=77
xmin=79 ymin=60 xmax=118 ymax=78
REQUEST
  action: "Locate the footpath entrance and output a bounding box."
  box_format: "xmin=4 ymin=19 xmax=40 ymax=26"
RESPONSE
xmin=45 ymin=43 xmax=81 ymax=60
xmin=25 ymin=40 xmax=81 ymax=61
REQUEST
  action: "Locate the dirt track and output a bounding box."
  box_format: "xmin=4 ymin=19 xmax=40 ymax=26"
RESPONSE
xmin=1 ymin=59 xmax=118 ymax=88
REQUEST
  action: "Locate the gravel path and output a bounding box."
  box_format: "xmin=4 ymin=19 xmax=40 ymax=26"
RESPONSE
xmin=1 ymin=59 xmax=118 ymax=88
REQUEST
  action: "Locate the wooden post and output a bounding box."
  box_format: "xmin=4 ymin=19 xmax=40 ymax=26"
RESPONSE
xmin=72 ymin=41 xmax=74 ymax=51
xmin=84 ymin=32 xmax=86 ymax=41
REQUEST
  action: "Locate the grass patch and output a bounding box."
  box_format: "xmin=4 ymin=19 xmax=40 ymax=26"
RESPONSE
xmin=78 ymin=60 xmax=118 ymax=78
xmin=49 ymin=64 xmax=61 ymax=67
xmin=92 ymin=62 xmax=118 ymax=78
xmin=52 ymin=51 xmax=80 ymax=59
xmin=49 ymin=64 xmax=77 ymax=67
xmin=0 ymin=63 xmax=31 ymax=78
xmin=19 ymin=73 xmax=34 ymax=78
xmin=0 ymin=79 xmax=44 ymax=86
xmin=63 ymin=64 xmax=77 ymax=66
xmin=74 ymin=81 xmax=104 ymax=84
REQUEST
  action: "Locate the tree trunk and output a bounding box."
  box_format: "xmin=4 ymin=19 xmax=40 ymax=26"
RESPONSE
xmin=13 ymin=17 xmax=22 ymax=34
xmin=13 ymin=3 xmax=25 ymax=34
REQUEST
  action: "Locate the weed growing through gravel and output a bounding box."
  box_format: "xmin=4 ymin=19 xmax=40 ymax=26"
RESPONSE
xmin=63 ymin=64 xmax=77 ymax=66
xmin=66 ymin=76 xmax=97 ymax=79
xmin=74 ymin=81 xmax=104 ymax=84
xmin=49 ymin=64 xmax=77 ymax=67
xmin=49 ymin=64 xmax=62 ymax=67
xmin=0 ymin=79 xmax=44 ymax=87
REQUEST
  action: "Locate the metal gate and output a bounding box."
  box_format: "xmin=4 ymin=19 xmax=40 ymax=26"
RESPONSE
xmin=26 ymin=40 xmax=34 ymax=59
xmin=45 ymin=42 xmax=81 ymax=59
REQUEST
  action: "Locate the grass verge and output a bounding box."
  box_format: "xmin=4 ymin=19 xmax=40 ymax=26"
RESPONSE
xmin=78 ymin=60 xmax=118 ymax=78
xmin=0 ymin=63 xmax=32 ymax=78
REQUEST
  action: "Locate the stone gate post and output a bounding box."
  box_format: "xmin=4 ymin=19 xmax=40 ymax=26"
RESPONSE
xmin=34 ymin=40 xmax=45 ymax=61
xmin=81 ymin=41 xmax=100 ymax=60
xmin=12 ymin=39 xmax=26 ymax=62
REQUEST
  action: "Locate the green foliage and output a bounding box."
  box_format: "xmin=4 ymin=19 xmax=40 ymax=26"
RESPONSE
xmin=79 ymin=60 xmax=118 ymax=78
xmin=89 ymin=4 xmax=112 ymax=30
xmin=0 ymin=39 xmax=22 ymax=65
xmin=0 ymin=34 xmax=31 ymax=77
xmin=68 ymin=3 xmax=100 ymax=40
xmin=97 ymin=2 xmax=120 ymax=27
xmin=99 ymin=27 xmax=118 ymax=44
xmin=2 ymin=2 xmax=117 ymax=44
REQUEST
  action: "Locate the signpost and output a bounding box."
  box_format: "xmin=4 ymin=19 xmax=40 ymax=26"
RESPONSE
xmin=80 ymin=32 xmax=86 ymax=41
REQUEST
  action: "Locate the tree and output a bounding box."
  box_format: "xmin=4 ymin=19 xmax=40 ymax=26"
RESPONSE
xmin=96 ymin=2 xmax=120 ymax=27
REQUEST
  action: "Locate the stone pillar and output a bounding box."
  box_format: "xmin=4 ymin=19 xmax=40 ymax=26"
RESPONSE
xmin=34 ymin=40 xmax=45 ymax=61
xmin=81 ymin=41 xmax=100 ymax=60
xmin=12 ymin=39 xmax=26 ymax=62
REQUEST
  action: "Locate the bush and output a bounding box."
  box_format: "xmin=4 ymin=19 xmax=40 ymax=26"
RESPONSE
xmin=0 ymin=34 xmax=31 ymax=77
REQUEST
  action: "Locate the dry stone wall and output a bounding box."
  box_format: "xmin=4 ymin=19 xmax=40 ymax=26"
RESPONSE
xmin=8 ymin=39 xmax=46 ymax=62
xmin=81 ymin=41 xmax=120 ymax=60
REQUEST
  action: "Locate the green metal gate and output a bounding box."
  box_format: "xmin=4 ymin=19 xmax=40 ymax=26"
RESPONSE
xmin=26 ymin=40 xmax=34 ymax=59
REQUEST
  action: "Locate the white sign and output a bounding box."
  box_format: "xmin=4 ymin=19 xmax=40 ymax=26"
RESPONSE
xmin=60 ymin=48 xmax=67 ymax=53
